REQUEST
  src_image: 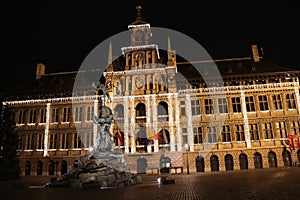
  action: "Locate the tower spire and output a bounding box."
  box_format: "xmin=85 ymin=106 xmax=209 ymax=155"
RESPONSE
xmin=108 ymin=41 xmax=112 ymax=66
xmin=136 ymin=5 xmax=142 ymax=20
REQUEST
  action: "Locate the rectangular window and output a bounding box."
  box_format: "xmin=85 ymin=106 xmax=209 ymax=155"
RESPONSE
xmin=272 ymin=94 xmax=282 ymax=110
xmin=259 ymin=95 xmax=269 ymax=111
xmin=249 ymin=123 xmax=259 ymax=140
xmin=49 ymin=133 xmax=58 ymax=149
xmin=235 ymin=124 xmax=245 ymax=141
xmin=74 ymin=107 xmax=83 ymax=122
xmin=29 ymin=110 xmax=37 ymax=124
xmin=275 ymin=122 xmax=287 ymax=138
xmin=291 ymin=121 xmax=300 ymax=135
xmin=218 ymin=98 xmax=228 ymax=114
xmin=231 ymin=97 xmax=241 ymax=113
xmin=286 ymin=93 xmax=296 ymax=109
xmin=245 ymin=96 xmax=255 ymax=112
xmin=86 ymin=106 xmax=94 ymax=121
xmin=182 ymin=128 xmax=187 ymax=144
xmin=62 ymin=107 xmax=71 ymax=122
xmin=207 ymin=126 xmax=217 ymax=143
xmin=262 ymin=122 xmax=273 ymax=139
xmin=205 ymin=99 xmax=214 ymax=114
xmin=191 ymin=100 xmax=200 ymax=116
xmin=51 ymin=108 xmax=59 ymax=123
xmin=25 ymin=134 xmax=34 ymax=150
xmin=37 ymin=134 xmax=44 ymax=149
xmin=222 ymin=125 xmax=231 ymax=142
xmin=180 ymin=101 xmax=186 ymax=116
xmin=40 ymin=109 xmax=46 ymax=123
xmin=73 ymin=133 xmax=82 ymax=148
xmin=193 ymin=127 xmax=203 ymax=144
xmin=61 ymin=133 xmax=69 ymax=149
xmin=18 ymin=110 xmax=27 ymax=124
xmin=85 ymin=132 xmax=93 ymax=148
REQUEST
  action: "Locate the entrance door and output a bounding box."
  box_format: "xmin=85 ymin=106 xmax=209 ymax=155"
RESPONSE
xmin=196 ymin=156 xmax=205 ymax=172
xmin=254 ymin=152 xmax=263 ymax=169
xmin=37 ymin=160 xmax=43 ymax=175
xmin=137 ymin=158 xmax=148 ymax=174
xmin=239 ymin=153 xmax=248 ymax=170
xmin=160 ymin=156 xmax=171 ymax=174
xmin=210 ymin=155 xmax=219 ymax=171
xmin=225 ymin=154 xmax=234 ymax=171
xmin=282 ymin=150 xmax=292 ymax=167
xmin=268 ymin=151 xmax=277 ymax=168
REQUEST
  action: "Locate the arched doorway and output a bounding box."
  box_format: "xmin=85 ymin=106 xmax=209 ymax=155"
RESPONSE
xmin=135 ymin=103 xmax=146 ymax=123
xmin=48 ymin=160 xmax=55 ymax=175
xmin=196 ymin=156 xmax=205 ymax=172
xmin=239 ymin=153 xmax=248 ymax=170
xmin=157 ymin=101 xmax=168 ymax=122
xmin=210 ymin=155 xmax=219 ymax=171
xmin=225 ymin=154 xmax=234 ymax=171
xmin=282 ymin=150 xmax=292 ymax=167
xmin=254 ymin=152 xmax=263 ymax=169
xmin=25 ymin=161 xmax=31 ymax=176
xmin=268 ymin=151 xmax=277 ymax=168
xmin=160 ymin=156 xmax=171 ymax=174
xmin=61 ymin=160 xmax=67 ymax=175
xmin=158 ymin=129 xmax=170 ymax=145
xmin=137 ymin=158 xmax=148 ymax=174
xmin=37 ymin=160 xmax=43 ymax=175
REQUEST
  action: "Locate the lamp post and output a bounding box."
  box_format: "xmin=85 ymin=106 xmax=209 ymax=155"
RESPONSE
xmin=185 ymin=144 xmax=190 ymax=174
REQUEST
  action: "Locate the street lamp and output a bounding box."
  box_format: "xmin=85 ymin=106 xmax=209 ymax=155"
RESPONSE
xmin=185 ymin=144 xmax=190 ymax=174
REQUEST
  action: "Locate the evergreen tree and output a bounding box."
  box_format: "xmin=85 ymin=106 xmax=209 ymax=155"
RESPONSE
xmin=0 ymin=100 xmax=21 ymax=181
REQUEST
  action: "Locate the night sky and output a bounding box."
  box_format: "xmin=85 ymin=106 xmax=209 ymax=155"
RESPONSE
xmin=1 ymin=0 xmax=299 ymax=92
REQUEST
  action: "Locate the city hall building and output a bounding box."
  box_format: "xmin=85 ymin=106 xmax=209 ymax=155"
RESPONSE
xmin=2 ymin=7 xmax=300 ymax=176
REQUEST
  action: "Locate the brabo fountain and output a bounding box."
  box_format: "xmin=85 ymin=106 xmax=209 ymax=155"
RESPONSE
xmin=48 ymin=81 xmax=142 ymax=189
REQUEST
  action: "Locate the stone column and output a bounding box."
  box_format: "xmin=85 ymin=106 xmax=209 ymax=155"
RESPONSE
xmin=294 ymin=87 xmax=300 ymax=114
xmin=43 ymin=103 xmax=51 ymax=157
xmin=129 ymin=96 xmax=136 ymax=153
xmin=93 ymin=98 xmax=98 ymax=149
xmin=240 ymin=91 xmax=251 ymax=148
xmin=124 ymin=97 xmax=129 ymax=153
xmin=168 ymin=94 xmax=175 ymax=152
xmin=185 ymin=94 xmax=194 ymax=152
xmin=146 ymin=95 xmax=152 ymax=153
xmin=152 ymin=95 xmax=159 ymax=152
xmin=174 ymin=93 xmax=182 ymax=151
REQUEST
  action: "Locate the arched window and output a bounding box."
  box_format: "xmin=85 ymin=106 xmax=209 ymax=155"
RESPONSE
xmin=268 ymin=151 xmax=277 ymax=168
xmin=210 ymin=155 xmax=219 ymax=171
xmin=136 ymin=103 xmax=146 ymax=123
xmin=114 ymin=104 xmax=124 ymax=118
xmin=239 ymin=153 xmax=248 ymax=170
xmin=254 ymin=152 xmax=263 ymax=169
xmin=225 ymin=154 xmax=234 ymax=171
xmin=157 ymin=101 xmax=168 ymax=122
xmin=282 ymin=150 xmax=292 ymax=167
xmin=196 ymin=156 xmax=205 ymax=172
xmin=37 ymin=160 xmax=43 ymax=175
xmin=25 ymin=161 xmax=31 ymax=176
xmin=160 ymin=156 xmax=171 ymax=174
xmin=61 ymin=160 xmax=68 ymax=175
xmin=158 ymin=128 xmax=170 ymax=145
xmin=48 ymin=160 xmax=55 ymax=175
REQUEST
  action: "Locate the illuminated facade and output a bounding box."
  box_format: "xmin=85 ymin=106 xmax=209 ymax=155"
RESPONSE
xmin=2 ymin=6 xmax=300 ymax=176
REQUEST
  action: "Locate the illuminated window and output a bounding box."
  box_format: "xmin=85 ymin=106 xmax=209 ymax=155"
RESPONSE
xmin=40 ymin=109 xmax=46 ymax=123
xmin=51 ymin=108 xmax=59 ymax=123
xmin=285 ymin=93 xmax=296 ymax=109
xmin=61 ymin=133 xmax=69 ymax=149
xmin=205 ymin=99 xmax=214 ymax=114
xmin=235 ymin=124 xmax=245 ymax=141
xmin=258 ymin=95 xmax=269 ymax=111
xmin=245 ymin=96 xmax=255 ymax=112
xmin=275 ymin=122 xmax=287 ymax=138
xmin=207 ymin=126 xmax=217 ymax=143
xmin=262 ymin=122 xmax=273 ymax=139
xmin=191 ymin=100 xmax=200 ymax=115
xmin=218 ymin=98 xmax=228 ymax=113
xmin=62 ymin=107 xmax=71 ymax=122
xmin=37 ymin=134 xmax=44 ymax=149
xmin=180 ymin=101 xmax=186 ymax=116
xmin=222 ymin=125 xmax=231 ymax=142
xmin=249 ymin=123 xmax=259 ymax=140
xmin=231 ymin=97 xmax=241 ymax=113
xmin=29 ymin=110 xmax=37 ymax=124
xmin=49 ymin=133 xmax=57 ymax=149
xmin=193 ymin=127 xmax=203 ymax=144
xmin=272 ymin=94 xmax=282 ymax=110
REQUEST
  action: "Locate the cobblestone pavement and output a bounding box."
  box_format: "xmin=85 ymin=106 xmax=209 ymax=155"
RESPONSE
xmin=1 ymin=167 xmax=300 ymax=200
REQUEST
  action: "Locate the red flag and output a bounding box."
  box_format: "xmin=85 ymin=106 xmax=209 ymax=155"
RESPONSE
xmin=154 ymin=132 xmax=160 ymax=140
xmin=294 ymin=134 xmax=300 ymax=149
xmin=288 ymin=135 xmax=295 ymax=150
xmin=117 ymin=129 xmax=124 ymax=150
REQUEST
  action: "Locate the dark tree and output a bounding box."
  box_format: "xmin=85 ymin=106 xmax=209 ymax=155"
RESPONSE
xmin=0 ymin=100 xmax=21 ymax=180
